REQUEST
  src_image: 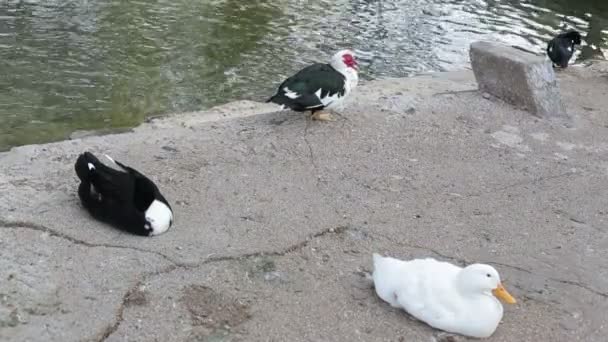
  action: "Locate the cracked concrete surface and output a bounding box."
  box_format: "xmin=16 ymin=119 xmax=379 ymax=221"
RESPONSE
xmin=2 ymin=63 xmax=608 ymax=341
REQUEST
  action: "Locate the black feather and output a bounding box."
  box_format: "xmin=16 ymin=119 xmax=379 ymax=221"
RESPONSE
xmin=547 ymin=30 xmax=582 ymax=68
xmin=268 ymin=63 xmax=346 ymax=112
xmin=74 ymin=152 xmax=171 ymax=236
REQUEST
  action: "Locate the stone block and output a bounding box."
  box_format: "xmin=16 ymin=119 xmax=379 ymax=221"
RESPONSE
xmin=469 ymin=41 xmax=566 ymax=118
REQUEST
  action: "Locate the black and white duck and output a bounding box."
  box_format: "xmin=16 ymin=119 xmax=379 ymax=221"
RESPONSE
xmin=267 ymin=49 xmax=359 ymax=121
xmin=547 ymin=30 xmax=582 ymax=68
xmin=74 ymin=152 xmax=173 ymax=236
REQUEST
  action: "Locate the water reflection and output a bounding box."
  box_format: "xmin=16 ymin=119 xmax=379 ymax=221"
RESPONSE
xmin=0 ymin=0 xmax=283 ymax=149
xmin=0 ymin=0 xmax=606 ymax=150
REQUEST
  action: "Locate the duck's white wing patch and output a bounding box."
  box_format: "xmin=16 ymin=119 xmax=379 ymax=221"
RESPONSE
xmin=87 ymin=163 xmax=95 ymax=170
xmin=283 ymin=87 xmax=299 ymax=99
xmin=104 ymin=154 xmax=116 ymax=164
xmin=567 ymin=46 xmax=572 ymax=52
xmin=314 ymin=88 xmax=342 ymax=108
xmin=104 ymin=154 xmax=130 ymax=172
xmin=548 ymin=46 xmax=553 ymax=53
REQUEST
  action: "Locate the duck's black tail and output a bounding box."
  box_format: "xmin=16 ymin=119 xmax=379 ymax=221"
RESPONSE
xmin=267 ymin=93 xmax=321 ymax=112
xmin=266 ymin=94 xmax=285 ymax=105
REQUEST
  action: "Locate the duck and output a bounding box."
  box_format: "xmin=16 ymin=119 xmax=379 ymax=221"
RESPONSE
xmin=372 ymin=253 xmax=516 ymax=338
xmin=547 ymin=30 xmax=582 ymax=68
xmin=74 ymin=152 xmax=173 ymax=236
xmin=267 ymin=49 xmax=359 ymax=121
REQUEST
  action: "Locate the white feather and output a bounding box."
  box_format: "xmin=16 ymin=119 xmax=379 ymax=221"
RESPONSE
xmin=145 ymin=199 xmax=173 ymax=235
xmin=283 ymin=87 xmax=300 ymax=99
xmin=372 ymin=254 xmax=513 ymax=338
xmin=87 ymin=163 xmax=95 ymax=170
xmin=313 ymin=88 xmax=342 ymax=109
xmin=104 ymin=154 xmax=116 ymax=164
xmin=324 ymin=50 xmax=359 ymax=111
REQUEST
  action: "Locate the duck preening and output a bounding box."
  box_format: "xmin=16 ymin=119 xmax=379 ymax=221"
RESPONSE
xmin=547 ymin=30 xmax=582 ymax=68
xmin=74 ymin=152 xmax=173 ymax=236
xmin=267 ymin=49 xmax=359 ymax=121
xmin=372 ymin=254 xmax=516 ymax=338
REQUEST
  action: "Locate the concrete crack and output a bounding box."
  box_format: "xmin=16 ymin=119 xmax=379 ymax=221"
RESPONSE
xmin=203 ymin=225 xmax=350 ymax=263
xmin=303 ymin=120 xmax=326 ymax=192
xmin=488 ymin=261 xmax=537 ymax=274
xmin=432 ymin=89 xmax=477 ymax=97
xmin=461 ymin=171 xmax=575 ymax=199
xmin=372 ymin=231 xmax=467 ymax=265
xmin=0 ymin=219 xmax=184 ymax=266
xmin=96 ymin=288 xmax=128 ymax=341
xmin=547 ymin=278 xmax=608 ymax=298
xmin=488 ymin=261 xmax=607 ymax=298
xmin=97 ymin=264 xmax=180 ymax=342
xmin=303 ymin=120 xmax=319 ymax=172
xmin=96 ymin=225 xmax=350 ymax=341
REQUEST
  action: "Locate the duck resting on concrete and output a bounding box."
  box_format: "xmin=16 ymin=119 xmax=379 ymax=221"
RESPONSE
xmin=372 ymin=253 xmax=516 ymax=338
xmin=75 ymin=152 xmax=173 ymax=236
xmin=267 ymin=49 xmax=359 ymax=121
xmin=547 ymin=30 xmax=582 ymax=68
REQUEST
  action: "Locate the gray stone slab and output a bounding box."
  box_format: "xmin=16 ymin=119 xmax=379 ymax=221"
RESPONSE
xmin=470 ymin=41 xmax=566 ymax=118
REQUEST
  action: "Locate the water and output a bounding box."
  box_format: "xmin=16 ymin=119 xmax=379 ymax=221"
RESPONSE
xmin=1 ymin=0 xmax=607 ymax=150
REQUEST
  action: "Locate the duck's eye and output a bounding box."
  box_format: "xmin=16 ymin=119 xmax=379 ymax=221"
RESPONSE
xmin=486 ymin=273 xmax=491 ymax=278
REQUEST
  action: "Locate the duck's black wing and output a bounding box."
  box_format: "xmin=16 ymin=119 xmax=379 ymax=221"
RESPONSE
xmin=547 ymin=38 xmax=573 ymax=68
xmin=267 ymin=63 xmax=346 ymax=111
xmin=111 ymin=159 xmax=169 ymax=212
xmin=75 ymin=152 xmax=135 ymax=208
xmin=75 ymin=152 xmax=157 ymax=236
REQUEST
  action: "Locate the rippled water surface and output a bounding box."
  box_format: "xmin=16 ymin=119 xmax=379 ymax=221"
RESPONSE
xmin=1 ymin=0 xmax=607 ymax=149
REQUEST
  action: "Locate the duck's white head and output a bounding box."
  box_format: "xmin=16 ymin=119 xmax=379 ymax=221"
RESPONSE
xmin=144 ymin=199 xmax=173 ymax=236
xmin=330 ymin=49 xmax=358 ymax=72
xmin=457 ymin=264 xmax=517 ymax=304
xmin=330 ymin=49 xmax=359 ymax=89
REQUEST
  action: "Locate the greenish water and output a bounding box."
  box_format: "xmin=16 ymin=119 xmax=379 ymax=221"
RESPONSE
xmin=1 ymin=0 xmax=607 ymax=150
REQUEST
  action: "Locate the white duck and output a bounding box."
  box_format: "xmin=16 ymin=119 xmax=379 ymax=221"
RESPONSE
xmin=372 ymin=253 xmax=516 ymax=338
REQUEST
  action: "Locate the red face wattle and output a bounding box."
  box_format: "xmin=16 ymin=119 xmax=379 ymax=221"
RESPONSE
xmin=342 ymin=54 xmax=358 ymax=69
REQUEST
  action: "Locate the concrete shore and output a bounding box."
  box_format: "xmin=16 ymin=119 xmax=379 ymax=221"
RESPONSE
xmin=1 ymin=62 xmax=608 ymax=341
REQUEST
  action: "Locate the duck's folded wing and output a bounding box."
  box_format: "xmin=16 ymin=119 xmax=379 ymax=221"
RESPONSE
xmin=274 ymin=64 xmax=346 ymax=108
xmin=109 ymin=160 xmax=163 ymax=211
xmin=112 ymin=159 xmax=155 ymax=187
xmin=89 ymin=165 xmax=135 ymax=204
xmin=396 ymin=282 xmax=458 ymax=331
xmin=547 ymin=39 xmax=555 ymax=54
xmin=397 ymin=260 xmax=463 ymax=330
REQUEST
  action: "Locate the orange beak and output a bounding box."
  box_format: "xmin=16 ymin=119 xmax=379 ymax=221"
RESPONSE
xmin=492 ymin=282 xmax=517 ymax=304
